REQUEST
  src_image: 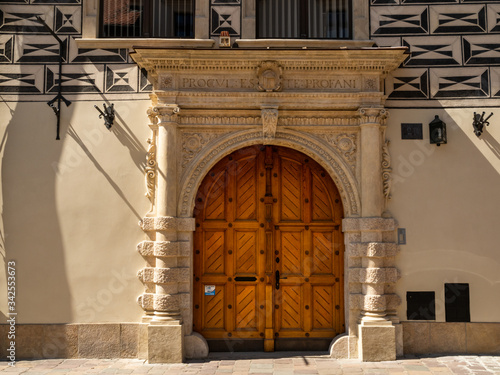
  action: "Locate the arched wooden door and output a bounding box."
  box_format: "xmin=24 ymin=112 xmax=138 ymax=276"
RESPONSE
xmin=193 ymin=145 xmax=344 ymax=351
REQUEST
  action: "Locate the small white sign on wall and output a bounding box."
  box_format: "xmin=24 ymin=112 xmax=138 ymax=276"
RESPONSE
xmin=204 ymin=285 xmax=216 ymax=296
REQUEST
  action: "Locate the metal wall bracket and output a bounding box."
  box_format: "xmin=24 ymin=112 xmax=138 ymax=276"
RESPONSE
xmin=36 ymin=16 xmax=71 ymax=140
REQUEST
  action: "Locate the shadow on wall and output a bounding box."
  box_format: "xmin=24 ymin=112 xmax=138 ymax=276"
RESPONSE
xmin=0 ymin=98 xmax=73 ymax=331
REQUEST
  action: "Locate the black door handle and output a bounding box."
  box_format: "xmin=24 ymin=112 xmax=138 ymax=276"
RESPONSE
xmin=276 ymin=270 xmax=280 ymax=290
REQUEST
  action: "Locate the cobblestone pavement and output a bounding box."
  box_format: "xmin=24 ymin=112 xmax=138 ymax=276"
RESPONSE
xmin=1 ymin=354 xmax=500 ymax=374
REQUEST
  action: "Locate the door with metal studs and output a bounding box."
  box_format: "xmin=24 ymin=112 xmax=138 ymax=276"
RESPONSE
xmin=193 ymin=145 xmax=344 ymax=351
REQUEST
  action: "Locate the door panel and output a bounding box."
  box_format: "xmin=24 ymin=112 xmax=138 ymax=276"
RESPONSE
xmin=194 ymin=145 xmax=344 ymax=349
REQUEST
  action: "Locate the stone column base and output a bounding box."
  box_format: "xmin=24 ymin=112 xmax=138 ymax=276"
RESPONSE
xmin=147 ymin=323 xmax=184 ymax=363
xmin=359 ymin=322 xmax=396 ymax=362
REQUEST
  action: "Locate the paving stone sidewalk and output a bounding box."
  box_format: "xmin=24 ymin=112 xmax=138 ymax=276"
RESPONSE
xmin=1 ymin=354 xmax=500 ymax=375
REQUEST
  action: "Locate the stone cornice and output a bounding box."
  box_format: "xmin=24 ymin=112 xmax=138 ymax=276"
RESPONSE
xmin=131 ymin=48 xmax=407 ymax=74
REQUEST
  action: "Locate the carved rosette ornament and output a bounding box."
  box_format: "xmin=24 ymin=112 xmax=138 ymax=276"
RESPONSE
xmin=257 ymin=61 xmax=283 ymax=92
xmin=318 ymin=133 xmax=357 ymax=172
xmin=261 ymin=106 xmax=279 ymax=142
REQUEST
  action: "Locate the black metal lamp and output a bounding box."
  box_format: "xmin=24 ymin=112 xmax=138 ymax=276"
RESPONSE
xmin=429 ymin=115 xmax=447 ymax=146
xmin=94 ymin=103 xmax=115 ymax=129
xmin=472 ymin=112 xmax=493 ymax=137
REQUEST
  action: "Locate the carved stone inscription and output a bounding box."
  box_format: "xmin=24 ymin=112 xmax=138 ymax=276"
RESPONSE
xmin=166 ymin=75 xmax=361 ymax=91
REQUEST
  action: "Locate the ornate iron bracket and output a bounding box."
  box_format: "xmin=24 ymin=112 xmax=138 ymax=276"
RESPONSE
xmin=94 ymin=103 xmax=115 ymax=129
xmin=36 ymin=16 xmax=71 ymax=140
xmin=473 ymin=112 xmax=493 ymax=137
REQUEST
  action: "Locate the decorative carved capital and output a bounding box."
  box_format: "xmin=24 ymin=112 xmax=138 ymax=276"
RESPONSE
xmin=149 ymin=104 xmax=180 ymax=124
xmin=358 ymin=107 xmax=388 ymax=126
xmin=261 ymin=106 xmax=279 ymax=142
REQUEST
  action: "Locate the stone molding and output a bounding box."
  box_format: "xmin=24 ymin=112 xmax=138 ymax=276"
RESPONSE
xmin=138 ymin=293 xmax=190 ymax=312
xmin=349 ymin=242 xmax=399 ymax=258
xmin=343 ymin=218 xmax=397 ymax=232
xmin=137 ymin=241 xmax=191 ymax=258
xmin=140 ymin=217 xmax=196 ymax=232
xmin=349 ymin=268 xmax=400 ymax=284
xmin=138 ymin=267 xmax=190 ymax=285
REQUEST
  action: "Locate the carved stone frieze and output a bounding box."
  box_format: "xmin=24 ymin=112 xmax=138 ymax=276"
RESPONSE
xmin=279 ymin=117 xmax=360 ymax=126
xmin=179 ymin=116 xmax=260 ymax=126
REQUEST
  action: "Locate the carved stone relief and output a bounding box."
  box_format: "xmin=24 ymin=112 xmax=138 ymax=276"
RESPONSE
xmin=317 ymin=133 xmax=358 ymax=172
xmin=261 ymin=107 xmax=279 ymax=142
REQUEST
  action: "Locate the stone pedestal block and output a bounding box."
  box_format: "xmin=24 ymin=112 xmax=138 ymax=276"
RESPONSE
xmin=359 ymin=324 xmax=396 ymax=362
xmin=147 ymin=324 xmax=184 ymax=363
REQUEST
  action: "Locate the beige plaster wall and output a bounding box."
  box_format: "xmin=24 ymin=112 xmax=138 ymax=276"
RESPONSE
xmin=0 ymin=100 xmax=151 ymax=324
xmin=386 ymin=108 xmax=500 ymax=323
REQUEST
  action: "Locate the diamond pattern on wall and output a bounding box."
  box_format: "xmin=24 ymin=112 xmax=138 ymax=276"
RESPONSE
xmin=0 ymin=65 xmax=43 ymax=93
xmin=70 ymin=39 xmax=128 ymax=63
xmin=139 ymin=68 xmax=153 ymax=92
xmin=54 ymin=6 xmax=81 ymax=33
xmin=105 ymin=65 xmax=138 ymax=92
xmin=46 ymin=64 xmax=103 ymax=93
xmin=488 ymin=4 xmax=500 ymax=33
xmin=464 ymin=35 xmax=500 ymax=65
xmin=32 ymin=0 xmax=81 ymax=3
xmin=430 ymin=5 xmax=487 ymax=34
xmin=403 ymin=36 xmax=461 ymax=66
xmin=15 ymin=35 xmax=68 ymax=63
xmin=386 ymin=69 xmax=429 ymax=99
xmin=491 ymin=68 xmax=500 ymax=97
xmin=0 ymin=36 xmax=14 ymax=63
xmin=431 ymin=67 xmax=489 ymax=98
xmin=371 ymin=6 xmax=429 ymax=35
xmin=211 ymin=6 xmax=240 ymax=36
xmin=0 ymin=5 xmax=54 ymax=34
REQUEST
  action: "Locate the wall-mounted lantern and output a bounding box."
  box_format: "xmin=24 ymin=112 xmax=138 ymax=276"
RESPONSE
xmin=472 ymin=112 xmax=493 ymax=137
xmin=429 ymin=115 xmax=447 ymax=146
xmin=94 ymin=103 xmax=115 ymax=129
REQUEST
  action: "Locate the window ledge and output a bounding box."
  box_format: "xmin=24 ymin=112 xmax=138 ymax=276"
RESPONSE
xmin=74 ymin=38 xmax=215 ymax=49
xmin=235 ymin=39 xmax=375 ymax=49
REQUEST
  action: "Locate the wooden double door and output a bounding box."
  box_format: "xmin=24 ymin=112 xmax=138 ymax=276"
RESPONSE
xmin=193 ymin=145 xmax=344 ymax=351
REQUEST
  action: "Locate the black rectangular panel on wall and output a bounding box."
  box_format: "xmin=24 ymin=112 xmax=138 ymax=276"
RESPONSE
xmin=407 ymin=291 xmax=436 ymax=320
xmin=445 ymin=283 xmax=471 ymax=322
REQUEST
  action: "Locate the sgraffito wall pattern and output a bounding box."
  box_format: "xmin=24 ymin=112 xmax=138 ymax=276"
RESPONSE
xmin=370 ymin=1 xmax=500 ymax=103
xmin=1 ymin=1 xmax=500 ymax=104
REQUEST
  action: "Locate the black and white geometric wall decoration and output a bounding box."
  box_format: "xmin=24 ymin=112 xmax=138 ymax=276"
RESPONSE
xmin=488 ymin=4 xmax=500 ymax=33
xmin=403 ymin=36 xmax=461 ymax=66
xmin=372 ymin=37 xmax=402 ymax=48
xmin=371 ymin=6 xmax=429 ymax=35
xmin=463 ymin=35 xmax=500 ymax=65
xmin=430 ymin=5 xmax=487 ymax=34
xmin=15 ymin=35 xmax=68 ymax=63
xmin=139 ymin=68 xmax=153 ymax=93
xmin=2 ymin=0 xmax=29 ymax=3
xmin=0 ymin=5 xmax=54 ymax=33
xmin=105 ymin=65 xmax=138 ymax=93
xmin=70 ymin=42 xmax=128 ymax=63
xmin=371 ymin=0 xmax=398 ymax=4
xmin=212 ymin=0 xmax=240 ymax=3
xmin=210 ymin=6 xmax=240 ymax=36
xmin=386 ymin=69 xmax=429 ymax=99
xmin=32 ymin=0 xmax=81 ymax=4
xmin=431 ymin=68 xmax=489 ymax=98
xmin=46 ymin=64 xmax=103 ymax=93
xmin=54 ymin=6 xmax=81 ymax=33
xmin=0 ymin=36 xmax=14 ymax=63
xmin=0 ymin=65 xmax=44 ymax=93
xmin=402 ymin=0 xmax=457 ymax=3
xmin=491 ymin=68 xmax=500 ymax=97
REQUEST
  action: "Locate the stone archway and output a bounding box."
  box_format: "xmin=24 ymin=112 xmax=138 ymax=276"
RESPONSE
xmin=132 ymin=47 xmax=406 ymax=363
